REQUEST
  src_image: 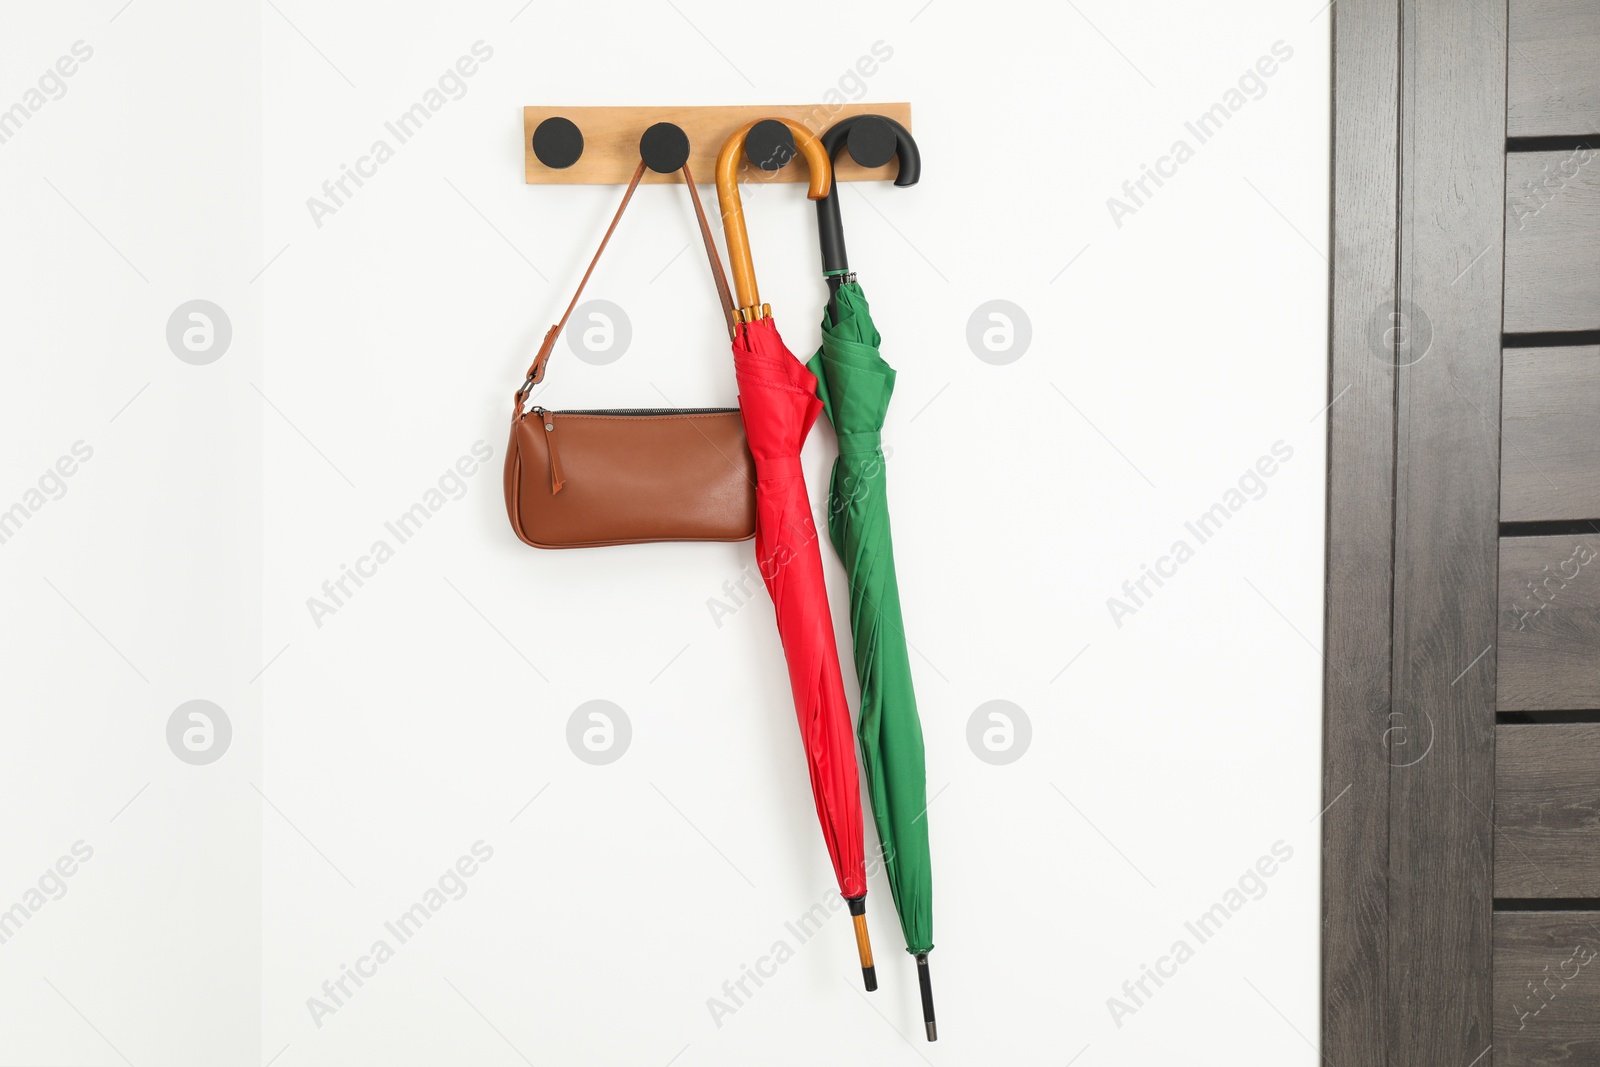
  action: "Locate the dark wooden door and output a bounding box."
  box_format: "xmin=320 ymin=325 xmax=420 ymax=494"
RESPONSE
xmin=1325 ymin=2 xmax=1600 ymax=1065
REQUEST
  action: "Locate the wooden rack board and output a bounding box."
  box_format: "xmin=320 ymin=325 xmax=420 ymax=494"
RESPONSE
xmin=523 ymin=103 xmax=913 ymax=185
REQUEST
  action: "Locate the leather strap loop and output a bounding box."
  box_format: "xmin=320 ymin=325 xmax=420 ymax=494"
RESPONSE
xmin=515 ymin=159 xmax=735 ymax=411
xmin=681 ymin=162 xmax=738 ymax=342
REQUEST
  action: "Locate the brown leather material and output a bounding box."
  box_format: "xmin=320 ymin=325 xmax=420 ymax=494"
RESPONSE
xmin=522 ymin=160 xmax=649 ymax=393
xmin=505 ymin=410 xmax=756 ymax=548
xmin=504 ymin=160 xmax=756 ymax=549
xmin=517 ymin=161 xmax=736 ymax=403
xmin=681 ymin=162 xmax=738 ymax=341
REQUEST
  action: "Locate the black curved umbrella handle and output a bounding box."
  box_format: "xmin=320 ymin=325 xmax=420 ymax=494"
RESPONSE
xmin=815 ymin=115 xmax=921 ymax=279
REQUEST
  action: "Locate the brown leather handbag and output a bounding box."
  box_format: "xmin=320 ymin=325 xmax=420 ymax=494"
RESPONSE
xmin=503 ymin=160 xmax=757 ymax=549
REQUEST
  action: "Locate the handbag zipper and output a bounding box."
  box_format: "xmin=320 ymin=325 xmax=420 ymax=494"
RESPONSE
xmin=554 ymin=407 xmax=738 ymax=416
xmin=530 ymin=407 xmax=565 ymax=495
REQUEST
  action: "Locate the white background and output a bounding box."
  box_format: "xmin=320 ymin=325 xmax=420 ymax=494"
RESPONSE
xmin=1 ymin=1 xmax=1327 ymax=1064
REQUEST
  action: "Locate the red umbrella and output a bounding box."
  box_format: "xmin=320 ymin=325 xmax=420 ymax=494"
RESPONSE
xmin=715 ymin=119 xmax=876 ymax=990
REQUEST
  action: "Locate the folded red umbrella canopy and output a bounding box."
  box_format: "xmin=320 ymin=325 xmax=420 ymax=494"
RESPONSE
xmin=716 ymin=119 xmax=876 ymax=990
xmin=735 ymin=315 xmax=867 ymax=895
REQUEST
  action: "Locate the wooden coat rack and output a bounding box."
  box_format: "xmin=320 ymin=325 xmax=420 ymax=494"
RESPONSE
xmin=523 ymin=103 xmax=913 ymax=185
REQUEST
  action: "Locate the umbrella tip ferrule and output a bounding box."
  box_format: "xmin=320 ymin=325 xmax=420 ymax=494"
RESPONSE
xmin=846 ymin=897 xmax=876 ymax=991
xmin=915 ymin=952 xmax=937 ymax=1040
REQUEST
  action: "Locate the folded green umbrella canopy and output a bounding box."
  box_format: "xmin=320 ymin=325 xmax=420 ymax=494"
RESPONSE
xmin=807 ymin=280 xmax=937 ymax=1037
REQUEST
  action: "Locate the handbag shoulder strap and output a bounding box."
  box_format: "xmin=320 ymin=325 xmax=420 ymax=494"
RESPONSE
xmin=515 ymin=160 xmax=736 ymax=409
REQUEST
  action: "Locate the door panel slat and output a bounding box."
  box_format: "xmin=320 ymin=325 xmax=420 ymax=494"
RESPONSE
xmin=1500 ymin=534 xmax=1600 ymax=710
xmin=1496 ymin=724 xmax=1600 ymax=896
xmin=1494 ymin=911 xmax=1600 ymax=1065
xmin=1502 ymin=347 xmax=1600 ymax=522
xmin=1505 ymin=151 xmax=1600 ymax=333
xmin=1509 ymin=0 xmax=1600 ymax=138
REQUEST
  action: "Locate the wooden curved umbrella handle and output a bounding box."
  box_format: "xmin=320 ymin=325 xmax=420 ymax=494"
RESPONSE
xmin=715 ymin=119 xmax=833 ymax=320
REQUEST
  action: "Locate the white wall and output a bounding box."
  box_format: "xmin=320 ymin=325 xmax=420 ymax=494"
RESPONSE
xmin=2 ymin=1 xmax=1327 ymax=1064
xmin=0 ymin=2 xmax=262 ymax=1065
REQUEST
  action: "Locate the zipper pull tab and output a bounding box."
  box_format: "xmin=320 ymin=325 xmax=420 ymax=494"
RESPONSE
xmin=534 ymin=408 xmax=564 ymax=495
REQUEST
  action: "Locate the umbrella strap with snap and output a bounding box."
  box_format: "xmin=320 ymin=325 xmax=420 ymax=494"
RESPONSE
xmin=515 ymin=158 xmax=737 ymax=410
xmin=836 ymin=431 xmax=882 ymax=456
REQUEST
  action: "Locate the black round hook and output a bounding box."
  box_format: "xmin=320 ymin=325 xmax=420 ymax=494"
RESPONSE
xmin=532 ymin=116 xmax=583 ymax=169
xmin=845 ymin=116 xmax=899 ymax=170
xmin=640 ymin=121 xmax=691 ymax=173
xmin=816 ymin=115 xmax=921 ymax=287
xmin=744 ymin=118 xmax=797 ymax=172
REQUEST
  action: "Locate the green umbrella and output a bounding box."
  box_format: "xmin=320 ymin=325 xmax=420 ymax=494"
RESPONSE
xmin=807 ymin=279 xmax=938 ymax=1040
